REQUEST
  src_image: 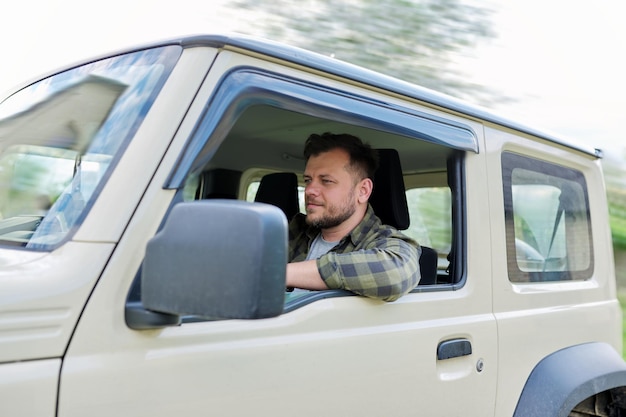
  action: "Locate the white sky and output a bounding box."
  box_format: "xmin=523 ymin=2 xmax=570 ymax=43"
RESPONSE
xmin=1 ymin=0 xmax=624 ymax=157
xmin=462 ymin=0 xmax=626 ymax=158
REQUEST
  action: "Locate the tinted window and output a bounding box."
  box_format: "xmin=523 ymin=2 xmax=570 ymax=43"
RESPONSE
xmin=502 ymin=152 xmax=593 ymax=282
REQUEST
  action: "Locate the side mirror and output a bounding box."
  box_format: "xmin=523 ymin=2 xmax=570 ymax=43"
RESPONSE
xmin=140 ymin=200 xmax=287 ymax=323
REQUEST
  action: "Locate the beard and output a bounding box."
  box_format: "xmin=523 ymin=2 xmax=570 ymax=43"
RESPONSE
xmin=305 ymin=188 xmax=357 ymax=229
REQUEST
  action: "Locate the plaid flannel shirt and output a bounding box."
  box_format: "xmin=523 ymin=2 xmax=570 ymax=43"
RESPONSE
xmin=288 ymin=204 xmax=421 ymax=301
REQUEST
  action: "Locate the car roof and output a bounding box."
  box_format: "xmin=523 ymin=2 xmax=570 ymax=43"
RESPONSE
xmin=6 ymin=33 xmax=600 ymax=158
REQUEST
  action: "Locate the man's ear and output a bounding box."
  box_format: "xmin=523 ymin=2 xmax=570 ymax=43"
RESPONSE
xmin=357 ymin=178 xmax=373 ymax=203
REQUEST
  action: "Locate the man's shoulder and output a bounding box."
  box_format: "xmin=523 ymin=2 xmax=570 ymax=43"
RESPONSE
xmin=372 ymin=222 xmax=418 ymax=246
xmin=288 ymin=212 xmax=311 ymax=238
xmin=289 ymin=212 xmax=307 ymax=228
xmin=355 ymin=208 xmax=418 ymax=249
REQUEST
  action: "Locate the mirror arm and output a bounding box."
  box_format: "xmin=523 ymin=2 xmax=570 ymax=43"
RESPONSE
xmin=125 ymin=301 xmax=181 ymax=330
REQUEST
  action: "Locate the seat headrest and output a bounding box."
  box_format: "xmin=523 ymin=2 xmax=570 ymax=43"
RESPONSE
xmin=202 ymin=168 xmax=240 ymax=199
xmin=369 ymin=148 xmax=410 ymax=230
xmin=254 ymin=172 xmax=300 ymax=221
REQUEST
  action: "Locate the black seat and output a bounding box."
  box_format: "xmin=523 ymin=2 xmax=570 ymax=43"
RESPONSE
xmin=369 ymin=148 xmax=437 ymax=285
xmin=417 ymin=246 xmax=438 ymax=285
xmin=254 ymin=172 xmax=300 ymax=221
xmin=369 ymin=148 xmax=410 ymax=230
xmin=201 ymin=168 xmax=241 ymax=199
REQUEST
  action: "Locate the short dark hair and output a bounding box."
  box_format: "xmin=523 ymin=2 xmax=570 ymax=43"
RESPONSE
xmin=303 ymin=132 xmax=379 ymax=180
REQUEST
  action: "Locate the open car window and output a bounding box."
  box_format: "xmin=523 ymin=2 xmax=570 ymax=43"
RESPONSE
xmin=164 ymin=67 xmax=473 ymax=315
xmin=502 ymin=152 xmax=593 ymax=282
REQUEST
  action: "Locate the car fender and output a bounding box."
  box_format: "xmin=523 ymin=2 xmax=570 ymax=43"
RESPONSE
xmin=513 ymin=342 xmax=626 ymax=417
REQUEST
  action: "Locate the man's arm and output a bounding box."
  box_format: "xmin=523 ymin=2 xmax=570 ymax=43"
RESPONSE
xmin=286 ymin=260 xmax=329 ymax=290
xmin=318 ymin=238 xmax=420 ymax=302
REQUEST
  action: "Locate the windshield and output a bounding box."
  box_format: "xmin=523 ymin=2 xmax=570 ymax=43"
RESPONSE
xmin=0 ymin=45 xmax=181 ymax=249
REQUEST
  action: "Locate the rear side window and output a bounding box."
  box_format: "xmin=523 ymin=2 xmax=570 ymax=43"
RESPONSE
xmin=502 ymin=152 xmax=593 ymax=282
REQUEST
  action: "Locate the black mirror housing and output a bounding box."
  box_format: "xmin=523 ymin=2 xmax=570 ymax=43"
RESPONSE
xmin=141 ymin=200 xmax=287 ymax=320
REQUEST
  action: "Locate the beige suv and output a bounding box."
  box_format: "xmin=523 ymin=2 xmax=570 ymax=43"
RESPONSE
xmin=1 ymin=34 xmax=625 ymax=417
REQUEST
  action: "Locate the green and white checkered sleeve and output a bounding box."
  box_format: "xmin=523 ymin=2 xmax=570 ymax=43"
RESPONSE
xmin=317 ymin=237 xmax=420 ymax=302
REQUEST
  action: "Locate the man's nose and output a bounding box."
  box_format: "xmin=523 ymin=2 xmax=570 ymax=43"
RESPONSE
xmin=305 ymin=182 xmax=319 ymax=197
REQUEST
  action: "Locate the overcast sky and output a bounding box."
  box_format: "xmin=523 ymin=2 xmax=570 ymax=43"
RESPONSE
xmin=1 ymin=0 xmax=624 ymax=158
xmin=463 ymin=0 xmax=626 ymax=158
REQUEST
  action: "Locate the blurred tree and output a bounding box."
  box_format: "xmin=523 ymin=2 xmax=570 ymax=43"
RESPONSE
xmin=230 ymin=0 xmax=501 ymax=103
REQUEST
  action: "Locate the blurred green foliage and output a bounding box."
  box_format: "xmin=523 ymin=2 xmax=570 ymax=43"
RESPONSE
xmin=231 ymin=0 xmax=501 ymax=104
xmin=0 ymin=149 xmax=73 ymax=219
xmin=603 ymin=157 xmax=626 ymax=250
xmin=618 ymin=292 xmax=626 ymax=358
xmin=405 ymin=187 xmax=451 ymax=252
xmin=610 ymin=201 xmax=626 ymax=249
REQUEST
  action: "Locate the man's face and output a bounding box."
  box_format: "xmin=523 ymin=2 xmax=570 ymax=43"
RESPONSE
xmin=303 ymin=148 xmax=359 ymax=229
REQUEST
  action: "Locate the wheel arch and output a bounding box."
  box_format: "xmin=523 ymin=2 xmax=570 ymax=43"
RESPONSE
xmin=513 ymin=342 xmax=626 ymax=417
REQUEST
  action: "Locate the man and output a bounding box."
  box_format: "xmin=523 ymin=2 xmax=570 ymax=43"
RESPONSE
xmin=286 ymin=132 xmax=421 ymax=302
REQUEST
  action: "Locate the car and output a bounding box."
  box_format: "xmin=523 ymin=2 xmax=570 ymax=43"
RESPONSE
xmin=0 ymin=34 xmax=624 ymax=417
